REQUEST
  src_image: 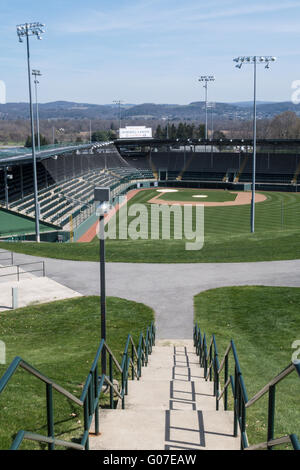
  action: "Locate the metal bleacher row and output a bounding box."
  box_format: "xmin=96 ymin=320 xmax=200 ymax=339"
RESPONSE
xmin=121 ymin=151 xmax=300 ymax=185
xmin=1 ymin=164 xmax=155 ymax=229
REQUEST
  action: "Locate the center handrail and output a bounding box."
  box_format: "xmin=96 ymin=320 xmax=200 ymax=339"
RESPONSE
xmin=0 ymin=321 xmax=156 ymax=450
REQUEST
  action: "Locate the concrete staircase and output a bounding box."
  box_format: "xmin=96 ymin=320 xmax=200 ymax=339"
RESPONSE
xmin=90 ymin=339 xmax=240 ymax=451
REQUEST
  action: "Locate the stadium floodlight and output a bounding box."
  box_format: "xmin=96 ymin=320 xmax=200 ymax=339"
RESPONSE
xmin=17 ymin=23 xmax=45 ymax=243
xmin=94 ymin=187 xmax=111 ymax=376
xmin=32 ymin=70 xmax=42 ymax=152
xmin=233 ymin=55 xmax=276 ymax=233
xmin=198 ymin=75 xmax=215 ymax=141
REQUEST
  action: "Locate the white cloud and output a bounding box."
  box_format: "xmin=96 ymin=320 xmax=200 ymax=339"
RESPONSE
xmin=59 ymin=1 xmax=300 ymax=34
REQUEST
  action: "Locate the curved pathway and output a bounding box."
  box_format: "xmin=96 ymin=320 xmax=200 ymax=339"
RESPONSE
xmin=6 ymin=251 xmax=300 ymax=339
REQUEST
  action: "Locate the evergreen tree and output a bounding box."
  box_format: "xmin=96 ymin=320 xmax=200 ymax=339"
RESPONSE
xmin=24 ymin=134 xmax=49 ymax=148
xmin=155 ymin=125 xmax=163 ymax=139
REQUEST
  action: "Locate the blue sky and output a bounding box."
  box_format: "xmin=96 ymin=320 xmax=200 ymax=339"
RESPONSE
xmin=1 ymin=0 xmax=300 ymax=104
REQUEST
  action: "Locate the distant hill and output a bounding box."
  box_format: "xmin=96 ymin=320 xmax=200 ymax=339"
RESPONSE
xmin=232 ymin=101 xmax=276 ymax=107
xmin=0 ymin=100 xmax=299 ymax=121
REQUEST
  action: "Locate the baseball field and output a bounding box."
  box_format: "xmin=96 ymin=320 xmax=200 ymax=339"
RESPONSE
xmin=1 ymin=188 xmax=299 ymax=263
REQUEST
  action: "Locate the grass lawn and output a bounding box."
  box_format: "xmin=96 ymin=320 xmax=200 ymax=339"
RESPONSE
xmin=156 ymin=188 xmax=237 ymax=203
xmin=194 ymin=286 xmax=300 ymax=449
xmin=0 ymin=296 xmax=154 ymax=450
xmin=0 ymin=189 xmax=300 ymax=263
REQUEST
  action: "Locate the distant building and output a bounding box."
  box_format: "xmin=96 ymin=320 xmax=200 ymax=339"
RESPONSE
xmin=119 ymin=126 xmax=153 ymax=139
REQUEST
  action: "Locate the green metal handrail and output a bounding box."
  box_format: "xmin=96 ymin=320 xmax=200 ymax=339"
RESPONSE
xmin=0 ymin=322 xmax=155 ymax=450
xmin=194 ymin=324 xmax=300 ymax=451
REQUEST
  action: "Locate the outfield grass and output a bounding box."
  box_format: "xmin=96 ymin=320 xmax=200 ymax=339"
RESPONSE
xmin=194 ymin=286 xmax=300 ymax=449
xmin=0 ymin=296 xmax=154 ymax=450
xmin=0 ymin=189 xmax=300 ymax=263
xmin=156 ymin=188 xmax=237 ymax=203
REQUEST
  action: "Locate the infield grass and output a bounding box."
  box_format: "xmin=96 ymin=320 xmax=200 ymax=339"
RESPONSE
xmin=156 ymin=188 xmax=237 ymax=203
xmin=194 ymin=286 xmax=300 ymax=449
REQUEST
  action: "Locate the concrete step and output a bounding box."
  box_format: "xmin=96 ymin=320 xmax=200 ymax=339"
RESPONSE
xmin=140 ymin=364 xmax=206 ymax=381
xmin=124 ymin=379 xmax=218 ymax=411
xmin=89 ymin=409 xmax=239 ymax=450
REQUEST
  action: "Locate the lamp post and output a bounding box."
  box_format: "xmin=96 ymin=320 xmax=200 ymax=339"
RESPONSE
xmin=4 ymin=167 xmax=13 ymax=209
xmin=207 ymin=102 xmax=216 ymax=163
xmin=113 ymin=100 xmax=124 ymax=137
xmin=198 ymin=76 xmax=215 ymax=141
xmin=94 ymin=187 xmax=111 ymax=375
xmin=233 ymin=56 xmax=276 ymax=233
xmin=17 ymin=23 xmax=45 ymax=243
xmin=32 ymin=69 xmax=42 ymax=152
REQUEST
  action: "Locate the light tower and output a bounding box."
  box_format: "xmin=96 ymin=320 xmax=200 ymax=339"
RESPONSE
xmin=32 ymin=69 xmax=42 ymax=152
xmin=233 ymin=56 xmax=276 ymax=233
xmin=113 ymin=100 xmax=124 ymax=136
xmin=17 ymin=22 xmax=45 ymax=243
xmin=198 ymin=75 xmax=215 ymax=140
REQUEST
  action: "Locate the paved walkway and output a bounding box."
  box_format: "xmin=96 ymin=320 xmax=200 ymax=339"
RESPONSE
xmin=4 ymin=251 xmax=300 ymax=338
xmin=0 ymin=262 xmax=82 ymax=311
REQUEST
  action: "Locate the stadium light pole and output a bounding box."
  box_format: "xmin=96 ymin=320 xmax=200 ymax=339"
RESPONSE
xmin=17 ymin=23 xmax=45 ymax=243
xmin=32 ymin=69 xmax=42 ymax=152
xmin=198 ymin=76 xmax=215 ymax=141
xmin=233 ymin=56 xmax=276 ymax=233
xmin=113 ymin=100 xmax=124 ymax=137
xmin=94 ymin=187 xmax=111 ymax=376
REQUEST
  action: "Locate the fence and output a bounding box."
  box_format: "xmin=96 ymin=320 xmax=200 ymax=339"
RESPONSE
xmin=0 ymin=261 xmax=45 ymax=282
xmin=0 ymin=250 xmax=13 ymax=265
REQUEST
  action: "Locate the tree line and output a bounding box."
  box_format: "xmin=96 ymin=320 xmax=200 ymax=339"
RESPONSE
xmin=2 ymin=111 xmax=300 ymax=146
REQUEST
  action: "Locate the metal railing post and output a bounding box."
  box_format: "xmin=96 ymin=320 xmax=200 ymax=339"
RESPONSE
xmin=131 ymin=343 xmax=134 ymax=381
xmin=46 ymin=383 xmax=54 ymax=450
xmin=234 ymin=367 xmax=238 ymax=437
xmin=94 ymin=367 xmax=100 ymax=435
xmin=109 ymin=355 xmax=114 ymax=409
xmin=267 ymin=385 xmax=276 ymax=450
xmin=83 ymin=399 xmax=89 ymax=450
xmin=224 ymin=355 xmax=229 ymax=411
xmin=122 ymin=369 xmax=125 ymax=409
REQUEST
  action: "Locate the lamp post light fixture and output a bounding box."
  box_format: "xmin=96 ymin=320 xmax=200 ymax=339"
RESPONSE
xmin=4 ymin=167 xmax=13 ymax=210
xmin=233 ymin=56 xmax=276 ymax=233
xmin=113 ymin=100 xmax=124 ymax=136
xmin=32 ymin=69 xmax=42 ymax=152
xmin=94 ymin=187 xmax=111 ymax=375
xmin=17 ymin=23 xmax=45 ymax=243
xmin=198 ymin=75 xmax=215 ymax=141
xmin=162 ymin=116 xmax=171 ymax=139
